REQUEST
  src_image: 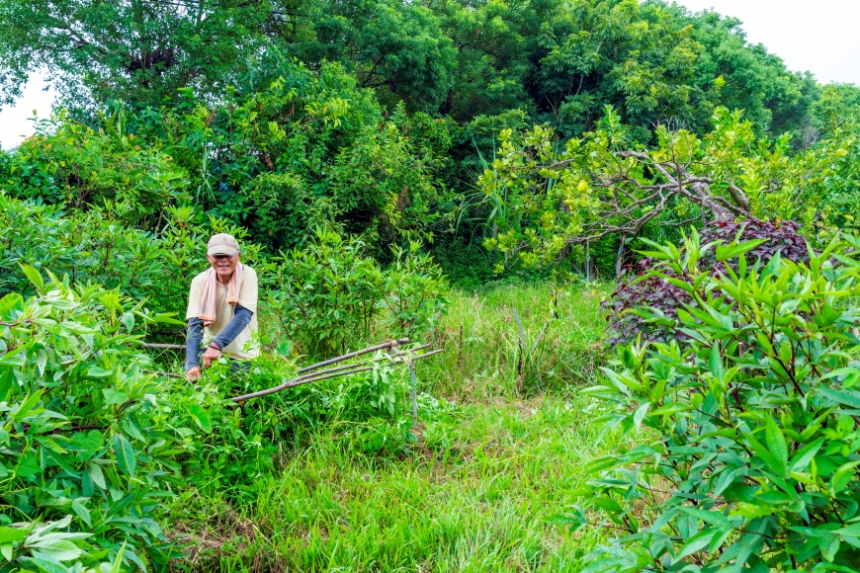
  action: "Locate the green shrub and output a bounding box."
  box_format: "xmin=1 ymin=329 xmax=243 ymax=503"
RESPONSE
xmin=0 ymin=112 xmax=188 ymax=228
xmin=171 ymin=354 xmax=450 ymax=500
xmin=565 ymin=230 xmax=860 ymax=571
xmin=0 ymin=270 xmax=187 ymax=571
xmin=0 ymin=193 xmax=261 ymax=316
xmin=264 ymin=229 xmax=447 ymax=356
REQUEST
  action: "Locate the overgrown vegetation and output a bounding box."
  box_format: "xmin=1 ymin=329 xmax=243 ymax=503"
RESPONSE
xmin=4 ymin=0 xmax=860 ymax=570
xmin=570 ymin=231 xmax=860 ymax=571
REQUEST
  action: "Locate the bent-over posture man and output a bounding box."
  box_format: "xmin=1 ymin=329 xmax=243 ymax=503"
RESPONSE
xmin=185 ymin=234 xmax=259 ymax=381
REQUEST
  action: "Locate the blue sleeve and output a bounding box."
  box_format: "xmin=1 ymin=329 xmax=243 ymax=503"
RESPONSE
xmin=186 ymin=317 xmax=204 ymax=371
xmin=212 ymin=304 xmax=254 ymax=351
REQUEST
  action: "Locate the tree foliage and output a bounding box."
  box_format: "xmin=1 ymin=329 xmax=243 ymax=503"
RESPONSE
xmin=479 ymin=106 xmax=846 ymax=272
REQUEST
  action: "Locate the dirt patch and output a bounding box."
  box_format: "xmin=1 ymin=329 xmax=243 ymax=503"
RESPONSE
xmin=166 ymin=506 xmax=282 ymax=573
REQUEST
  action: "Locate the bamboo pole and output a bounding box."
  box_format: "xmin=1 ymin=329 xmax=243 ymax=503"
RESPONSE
xmin=231 ymin=345 xmax=443 ymax=403
xmin=142 ymin=343 xmax=185 ymax=350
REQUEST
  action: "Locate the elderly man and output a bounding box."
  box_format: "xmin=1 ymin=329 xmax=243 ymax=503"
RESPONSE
xmin=185 ymin=233 xmax=259 ymax=380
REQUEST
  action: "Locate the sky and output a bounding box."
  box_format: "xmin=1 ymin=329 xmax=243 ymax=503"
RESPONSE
xmin=675 ymin=0 xmax=860 ymax=85
xmin=2 ymin=1 xmax=860 ymax=149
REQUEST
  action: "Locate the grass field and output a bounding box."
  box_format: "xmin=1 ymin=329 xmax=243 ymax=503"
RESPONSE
xmin=164 ymin=280 xmax=617 ymax=572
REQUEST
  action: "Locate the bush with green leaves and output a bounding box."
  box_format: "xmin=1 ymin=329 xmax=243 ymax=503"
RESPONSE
xmin=264 ymin=228 xmax=448 ymax=356
xmin=166 ymin=352 xmax=452 ymax=502
xmin=0 ymin=111 xmax=188 ymax=229
xmin=604 ymin=219 xmax=810 ymax=344
xmin=565 ymin=230 xmax=860 ymax=571
xmin=0 ymin=269 xmax=188 ymax=572
xmin=0 ymin=193 xmax=261 ymax=316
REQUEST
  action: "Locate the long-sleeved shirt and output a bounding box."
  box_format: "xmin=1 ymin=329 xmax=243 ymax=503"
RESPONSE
xmin=185 ymin=304 xmax=254 ymax=371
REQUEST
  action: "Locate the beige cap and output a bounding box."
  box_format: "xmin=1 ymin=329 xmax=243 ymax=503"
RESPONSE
xmin=207 ymin=233 xmax=240 ymax=256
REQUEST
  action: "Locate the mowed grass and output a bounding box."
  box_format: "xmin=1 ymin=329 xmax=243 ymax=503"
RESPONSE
xmin=167 ymin=280 xmax=617 ymax=572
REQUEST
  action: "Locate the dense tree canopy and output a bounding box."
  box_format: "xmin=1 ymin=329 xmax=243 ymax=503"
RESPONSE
xmin=1 ymin=0 xmax=823 ymax=135
xmin=5 ymin=4 xmax=860 ymax=571
xmin=1 ymin=0 xmax=856 ymax=279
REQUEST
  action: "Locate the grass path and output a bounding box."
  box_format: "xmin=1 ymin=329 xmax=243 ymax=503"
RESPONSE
xmin=175 ymin=395 xmax=617 ymax=572
xmin=168 ymin=282 xmax=615 ymax=572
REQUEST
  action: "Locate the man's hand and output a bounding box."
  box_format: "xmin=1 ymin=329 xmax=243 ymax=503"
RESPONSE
xmin=186 ymin=366 xmax=202 ymax=381
xmin=202 ymin=344 xmax=221 ymax=368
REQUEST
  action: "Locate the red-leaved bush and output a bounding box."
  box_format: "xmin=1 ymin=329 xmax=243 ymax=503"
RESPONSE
xmin=604 ymin=219 xmax=809 ymax=344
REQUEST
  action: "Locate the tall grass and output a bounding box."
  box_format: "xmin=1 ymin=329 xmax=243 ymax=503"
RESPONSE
xmin=425 ymin=280 xmax=609 ymax=399
xmin=165 ymin=280 xmax=614 ymax=572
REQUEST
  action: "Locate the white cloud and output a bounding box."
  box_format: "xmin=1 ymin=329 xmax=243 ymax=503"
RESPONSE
xmin=0 ymin=70 xmax=57 ymax=150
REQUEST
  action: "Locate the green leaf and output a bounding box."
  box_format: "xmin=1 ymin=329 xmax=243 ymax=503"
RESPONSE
xmin=15 ymin=452 xmax=41 ymax=478
xmin=632 ymin=402 xmax=650 ymax=431
xmin=109 ymin=542 xmax=128 ymax=573
xmin=818 ymin=387 xmax=860 ymax=409
xmin=830 ymin=461 xmax=860 ymax=496
xmin=28 ymin=539 xmax=83 ymax=561
xmin=102 ymin=388 xmax=129 ymax=405
xmin=87 ymin=462 xmax=107 ymax=490
xmin=708 ymin=344 xmax=725 ymax=380
xmin=112 ymin=434 xmax=136 ymax=479
xmin=674 ymin=528 xmax=722 ymax=562
xmin=592 ymin=496 xmax=623 ymax=515
xmin=820 ymin=534 xmax=841 ymax=562
xmin=765 ymin=417 xmax=788 ymax=477
xmin=744 ymin=429 xmax=781 ymax=475
xmin=0 ymin=525 xmax=29 ymax=544
xmin=0 ymin=292 xmax=23 ymax=317
xmin=76 ymin=430 xmax=104 ymax=460
xmin=715 ymin=240 xmax=767 ymax=262
xmin=18 ymin=556 xmax=69 ymax=573
xmin=678 ymin=507 xmax=734 ymax=529
xmin=88 ymin=366 xmax=114 ymax=379
xmin=188 ymin=404 xmax=212 ymax=433
xmin=13 ymin=389 xmax=46 ymax=421
xmin=790 ymin=437 xmax=825 ymax=472
xmin=121 ymin=311 xmax=135 ymax=333
xmin=71 ymin=500 xmax=91 ymax=528
xmin=18 ymin=263 xmax=45 ymax=292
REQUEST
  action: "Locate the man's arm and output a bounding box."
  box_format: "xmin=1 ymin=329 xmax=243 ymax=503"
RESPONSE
xmin=210 ymin=304 xmax=254 ymax=351
xmin=186 ymin=317 xmax=204 ymax=372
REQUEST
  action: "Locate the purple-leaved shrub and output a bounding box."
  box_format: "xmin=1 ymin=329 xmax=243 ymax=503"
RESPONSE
xmin=604 ymin=219 xmax=810 ymax=344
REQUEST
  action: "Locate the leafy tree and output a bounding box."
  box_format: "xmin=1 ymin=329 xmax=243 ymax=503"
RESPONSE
xmin=0 ymin=0 xmax=273 ymax=108
xmin=676 ymin=5 xmax=821 ymax=140
xmin=478 ymin=106 xmax=844 ymax=272
xmin=132 ymin=57 xmax=453 ymax=252
xmin=288 ymin=0 xmax=458 ymax=113
xmin=435 ymin=0 xmax=548 ymax=120
xmin=811 ymin=83 xmax=860 ymax=138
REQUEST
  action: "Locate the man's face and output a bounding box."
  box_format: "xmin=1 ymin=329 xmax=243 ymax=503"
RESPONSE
xmin=206 ymin=253 xmax=240 ymax=280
